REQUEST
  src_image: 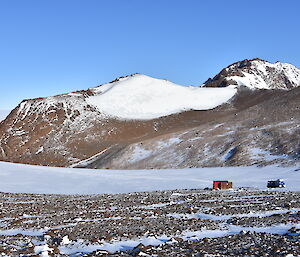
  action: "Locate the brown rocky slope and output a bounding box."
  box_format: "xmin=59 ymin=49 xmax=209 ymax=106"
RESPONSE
xmin=0 ymin=59 xmax=300 ymax=168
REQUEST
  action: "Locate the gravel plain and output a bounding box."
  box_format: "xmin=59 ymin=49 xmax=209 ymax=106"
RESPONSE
xmin=0 ymin=188 xmax=299 ymax=256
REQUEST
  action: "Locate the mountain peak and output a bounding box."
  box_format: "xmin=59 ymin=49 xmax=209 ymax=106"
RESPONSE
xmin=204 ymin=59 xmax=300 ymax=90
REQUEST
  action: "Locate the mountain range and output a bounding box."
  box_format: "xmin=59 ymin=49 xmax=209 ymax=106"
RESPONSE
xmin=0 ymin=58 xmax=299 ymax=168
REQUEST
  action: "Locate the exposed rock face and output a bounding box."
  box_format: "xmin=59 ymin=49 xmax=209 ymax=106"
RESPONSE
xmin=0 ymin=90 xmax=104 ymax=166
xmin=0 ymin=91 xmax=163 ymax=166
xmin=204 ymin=58 xmax=300 ymax=89
xmin=0 ymin=76 xmax=234 ymax=166
xmin=84 ymin=87 xmax=300 ymax=169
xmin=0 ymin=59 xmax=300 ymax=168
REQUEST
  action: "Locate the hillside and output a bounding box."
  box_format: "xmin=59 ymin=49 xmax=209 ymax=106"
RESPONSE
xmin=0 ymin=59 xmax=300 ymax=168
xmin=97 ymin=87 xmax=300 ymax=169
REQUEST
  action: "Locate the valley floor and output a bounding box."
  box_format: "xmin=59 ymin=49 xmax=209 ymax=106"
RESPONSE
xmin=0 ymin=162 xmax=300 ymax=256
xmin=0 ymin=189 xmax=299 ymax=256
xmin=0 ymin=161 xmax=300 ymax=194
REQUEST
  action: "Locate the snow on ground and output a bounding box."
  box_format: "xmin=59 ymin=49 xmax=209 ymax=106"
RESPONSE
xmin=0 ymin=110 xmax=10 ymax=121
xmin=250 ymin=147 xmax=288 ymax=162
xmin=128 ymin=145 xmax=153 ymax=163
xmin=86 ymin=74 xmax=237 ymax=120
xmin=56 ymin=223 xmax=300 ymax=254
xmin=6 ymin=224 xmax=299 ymax=255
xmin=168 ymin=208 xmax=300 ymax=220
xmin=0 ymin=161 xmax=299 ymax=194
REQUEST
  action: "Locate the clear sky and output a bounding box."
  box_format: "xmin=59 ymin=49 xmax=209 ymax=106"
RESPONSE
xmin=1 ymin=0 xmax=300 ymax=110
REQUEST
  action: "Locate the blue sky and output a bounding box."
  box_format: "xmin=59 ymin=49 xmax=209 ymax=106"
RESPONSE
xmin=1 ymin=0 xmax=300 ymax=109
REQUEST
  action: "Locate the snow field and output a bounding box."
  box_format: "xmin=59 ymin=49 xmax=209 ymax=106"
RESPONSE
xmin=86 ymin=74 xmax=237 ymax=120
xmin=0 ymin=161 xmax=299 ymax=194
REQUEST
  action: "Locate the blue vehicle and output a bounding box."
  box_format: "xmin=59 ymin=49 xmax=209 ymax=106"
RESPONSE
xmin=267 ymin=179 xmax=286 ymax=188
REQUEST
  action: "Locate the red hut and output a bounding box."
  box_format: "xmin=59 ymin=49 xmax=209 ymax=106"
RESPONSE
xmin=213 ymin=181 xmax=233 ymax=190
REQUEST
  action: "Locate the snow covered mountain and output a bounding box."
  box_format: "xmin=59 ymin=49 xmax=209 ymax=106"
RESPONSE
xmin=204 ymin=58 xmax=300 ymax=89
xmin=0 ymin=74 xmax=236 ymax=166
xmin=0 ymin=59 xmax=299 ymax=168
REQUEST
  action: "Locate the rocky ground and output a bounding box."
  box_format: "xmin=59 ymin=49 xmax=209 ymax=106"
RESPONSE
xmin=0 ymin=188 xmax=299 ymax=256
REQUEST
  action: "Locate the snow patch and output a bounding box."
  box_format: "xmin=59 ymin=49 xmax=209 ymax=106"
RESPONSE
xmin=128 ymin=145 xmax=153 ymax=163
xmin=35 ymin=146 xmax=44 ymax=155
xmin=222 ymin=146 xmax=238 ymax=162
xmin=86 ymin=74 xmax=237 ymax=120
xmin=41 ymin=223 xmax=300 ymax=255
xmin=250 ymin=148 xmax=288 ymax=162
xmin=168 ymin=208 xmax=300 ymax=221
xmin=34 ymin=244 xmax=54 ymax=256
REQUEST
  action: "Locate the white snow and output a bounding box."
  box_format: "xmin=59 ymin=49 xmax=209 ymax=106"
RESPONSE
xmin=228 ymin=71 xmax=269 ymax=89
xmin=168 ymin=208 xmax=300 ymax=221
xmin=62 ymin=235 xmax=71 ymax=245
xmin=34 ymin=244 xmax=54 ymax=256
xmin=128 ymin=145 xmax=153 ymax=163
xmin=250 ymin=148 xmax=288 ymax=162
xmin=70 ymin=148 xmax=109 ymax=168
xmin=35 ymin=146 xmax=44 ymax=155
xmin=35 ymin=223 xmax=300 ymax=255
xmin=274 ymin=61 xmax=300 ymax=86
xmin=226 ymin=60 xmax=300 ymax=90
xmin=86 ymin=74 xmax=237 ymax=120
xmin=0 ymin=161 xmax=300 ymax=194
xmin=0 ymin=228 xmax=47 ymax=236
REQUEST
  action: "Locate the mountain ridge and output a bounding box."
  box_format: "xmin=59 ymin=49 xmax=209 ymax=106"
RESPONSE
xmin=1 ymin=58 xmax=299 ymax=168
xmin=204 ymin=58 xmax=300 ymax=89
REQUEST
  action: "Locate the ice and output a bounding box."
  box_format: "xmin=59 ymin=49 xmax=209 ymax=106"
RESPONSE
xmin=222 ymin=146 xmax=238 ymax=161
